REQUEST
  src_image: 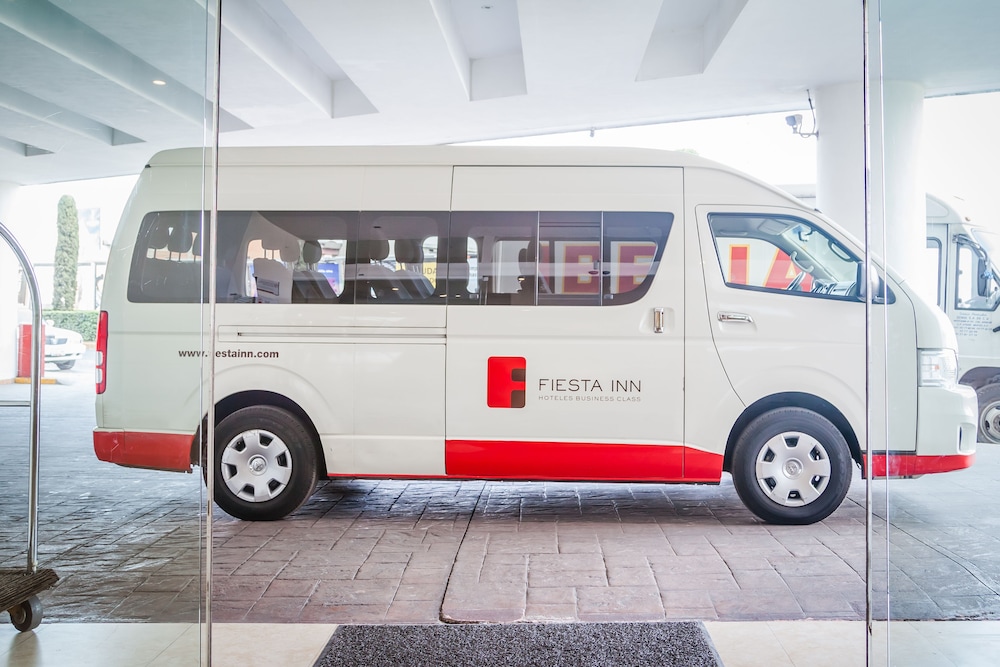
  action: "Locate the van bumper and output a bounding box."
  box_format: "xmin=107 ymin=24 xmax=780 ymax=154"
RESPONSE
xmin=94 ymin=428 xmax=194 ymax=472
xmin=868 ymin=384 xmax=977 ymax=478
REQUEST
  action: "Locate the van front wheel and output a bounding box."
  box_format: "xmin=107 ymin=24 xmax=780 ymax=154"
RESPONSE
xmin=212 ymin=406 xmax=318 ymax=521
xmin=731 ymin=407 xmax=852 ymax=525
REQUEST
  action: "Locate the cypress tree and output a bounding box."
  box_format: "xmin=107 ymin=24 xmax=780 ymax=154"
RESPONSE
xmin=52 ymin=194 xmax=79 ymax=310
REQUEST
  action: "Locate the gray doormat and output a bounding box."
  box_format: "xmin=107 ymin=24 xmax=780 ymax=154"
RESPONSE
xmin=313 ymin=622 xmax=722 ymax=667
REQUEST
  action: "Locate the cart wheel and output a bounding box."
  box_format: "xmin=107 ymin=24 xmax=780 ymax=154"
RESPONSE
xmin=9 ymin=595 xmax=42 ymax=632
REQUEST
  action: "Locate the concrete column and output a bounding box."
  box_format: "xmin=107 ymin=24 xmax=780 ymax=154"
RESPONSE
xmin=814 ymin=81 xmax=927 ymax=294
xmin=815 ymin=82 xmax=867 ymax=240
xmin=0 ymin=181 xmax=23 ymax=381
xmin=879 ymin=81 xmax=927 ymax=293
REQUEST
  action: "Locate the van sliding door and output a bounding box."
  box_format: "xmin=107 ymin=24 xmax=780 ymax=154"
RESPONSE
xmin=445 ymin=166 xmax=692 ymax=482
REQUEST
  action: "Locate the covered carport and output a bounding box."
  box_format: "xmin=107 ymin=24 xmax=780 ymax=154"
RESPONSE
xmin=1 ymin=2 xmax=999 ymax=665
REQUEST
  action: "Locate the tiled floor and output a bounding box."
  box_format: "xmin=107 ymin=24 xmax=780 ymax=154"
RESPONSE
xmin=4 ymin=621 xmax=1000 ymax=666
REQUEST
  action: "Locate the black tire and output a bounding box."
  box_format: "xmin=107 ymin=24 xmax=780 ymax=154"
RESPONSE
xmin=9 ymin=595 xmax=42 ymax=632
xmin=55 ymin=361 xmax=75 ymax=370
xmin=731 ymin=407 xmax=852 ymax=525
xmin=976 ymin=384 xmax=1000 ymax=444
xmin=212 ymin=406 xmax=318 ymax=521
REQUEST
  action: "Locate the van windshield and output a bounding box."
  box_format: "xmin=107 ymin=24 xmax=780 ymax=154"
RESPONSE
xmin=777 ymin=222 xmax=859 ymax=283
xmin=972 ymin=229 xmax=1000 ymax=270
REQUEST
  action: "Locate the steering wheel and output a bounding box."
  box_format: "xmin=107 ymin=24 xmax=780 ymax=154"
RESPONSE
xmin=786 ymin=270 xmax=806 ymax=291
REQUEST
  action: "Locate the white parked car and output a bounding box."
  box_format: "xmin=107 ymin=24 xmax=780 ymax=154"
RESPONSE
xmin=45 ymin=323 xmax=86 ymax=370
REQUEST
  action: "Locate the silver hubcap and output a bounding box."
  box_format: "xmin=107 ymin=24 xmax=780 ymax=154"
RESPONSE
xmin=982 ymin=401 xmax=1000 ymax=444
xmin=755 ymin=431 xmax=831 ymax=507
xmin=221 ymin=429 xmax=292 ymax=503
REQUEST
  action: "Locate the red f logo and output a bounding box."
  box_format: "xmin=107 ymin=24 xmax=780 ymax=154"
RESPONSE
xmin=487 ymin=356 xmax=526 ymax=408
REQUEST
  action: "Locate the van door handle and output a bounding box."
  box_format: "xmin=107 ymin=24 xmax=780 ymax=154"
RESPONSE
xmin=653 ymin=307 xmax=665 ymax=333
xmin=718 ymin=311 xmax=754 ymax=323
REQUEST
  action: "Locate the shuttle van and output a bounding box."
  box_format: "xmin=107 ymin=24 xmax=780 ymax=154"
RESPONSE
xmin=94 ymin=146 xmax=978 ymax=524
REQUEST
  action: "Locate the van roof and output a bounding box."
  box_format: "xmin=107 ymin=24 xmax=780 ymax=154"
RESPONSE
xmin=148 ymin=145 xmax=734 ymax=170
xmin=147 ymin=144 xmax=806 ymax=212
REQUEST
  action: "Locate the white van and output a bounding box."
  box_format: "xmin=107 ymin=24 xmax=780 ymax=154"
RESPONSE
xmin=94 ymin=146 xmax=977 ymax=524
xmin=925 ymin=194 xmax=1000 ymax=442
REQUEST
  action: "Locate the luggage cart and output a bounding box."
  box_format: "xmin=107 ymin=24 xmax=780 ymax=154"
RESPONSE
xmin=0 ymin=222 xmax=58 ymax=632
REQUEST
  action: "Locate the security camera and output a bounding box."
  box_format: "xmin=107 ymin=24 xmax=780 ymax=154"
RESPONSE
xmin=785 ymin=114 xmax=802 ymax=128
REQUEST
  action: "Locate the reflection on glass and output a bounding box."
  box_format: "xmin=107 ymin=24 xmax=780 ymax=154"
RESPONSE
xmin=880 ymin=1 xmax=1000 ymax=664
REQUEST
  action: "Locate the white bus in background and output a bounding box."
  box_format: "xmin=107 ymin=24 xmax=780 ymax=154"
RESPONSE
xmin=784 ymin=185 xmax=1000 ymax=443
xmin=94 ymin=146 xmax=977 ymax=524
xmin=925 ymin=194 xmax=1000 ymax=443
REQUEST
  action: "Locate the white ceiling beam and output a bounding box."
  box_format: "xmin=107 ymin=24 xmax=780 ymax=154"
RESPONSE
xmin=285 ymin=0 xmax=472 ymax=111
xmin=222 ymin=0 xmax=334 ymax=117
xmin=0 ymin=136 xmax=52 ymax=157
xmin=0 ymin=82 xmax=142 ymax=146
xmin=519 ymin=1 xmax=663 ymax=93
xmin=637 ymin=0 xmax=748 ymax=81
xmin=0 ymin=0 xmax=249 ymax=131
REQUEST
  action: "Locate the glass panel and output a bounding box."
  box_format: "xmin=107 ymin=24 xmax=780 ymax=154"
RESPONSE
xmin=879 ymin=0 xmax=1000 ymax=663
xmin=0 ymin=3 xmax=215 ymax=665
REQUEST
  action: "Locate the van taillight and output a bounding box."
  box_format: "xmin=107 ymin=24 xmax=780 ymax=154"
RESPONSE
xmin=96 ymin=310 xmax=108 ymax=394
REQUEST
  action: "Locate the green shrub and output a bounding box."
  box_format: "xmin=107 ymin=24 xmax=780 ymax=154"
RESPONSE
xmin=52 ymin=195 xmax=80 ymax=310
xmin=44 ymin=310 xmax=99 ymax=342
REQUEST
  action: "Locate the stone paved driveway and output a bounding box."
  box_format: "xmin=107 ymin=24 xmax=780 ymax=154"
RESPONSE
xmin=209 ymin=478 xmax=868 ymax=624
xmin=3 ymin=354 xmax=999 ymax=625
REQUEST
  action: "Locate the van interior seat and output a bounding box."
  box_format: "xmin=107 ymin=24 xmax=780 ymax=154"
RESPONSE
xmin=354 ymin=237 xmax=406 ymax=302
xmin=253 ymin=233 xmax=294 ymax=303
xmin=433 ymin=237 xmax=476 ymax=303
xmin=136 ymin=220 xmax=174 ymax=295
xmin=393 ymin=238 xmax=435 ymax=299
xmin=293 ymin=239 xmax=338 ymax=303
xmin=158 ymin=223 xmax=202 ymax=299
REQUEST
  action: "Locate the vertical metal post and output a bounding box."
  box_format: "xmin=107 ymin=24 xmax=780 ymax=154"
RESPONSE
xmin=0 ymin=222 xmax=44 ymax=574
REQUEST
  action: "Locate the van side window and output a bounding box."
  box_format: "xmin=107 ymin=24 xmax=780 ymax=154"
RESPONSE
xmin=245 ymin=211 xmax=355 ymax=304
xmin=955 ymin=239 xmax=1000 ymax=311
xmin=127 ymin=211 xmax=205 ymax=303
xmin=925 ymin=238 xmax=943 ymax=309
xmin=129 ymin=209 xmax=672 ymax=306
xmin=451 ymin=211 xmax=672 ymax=306
xmin=127 ymin=210 xmax=357 ymax=304
xmin=450 ymin=211 xmax=536 ymax=305
xmin=346 ymin=212 xmax=446 ymax=303
xmin=708 ymin=213 xmax=861 ymax=300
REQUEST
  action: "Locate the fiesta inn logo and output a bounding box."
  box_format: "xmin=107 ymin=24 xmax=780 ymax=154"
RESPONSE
xmin=487 ymin=356 xmax=526 ymax=408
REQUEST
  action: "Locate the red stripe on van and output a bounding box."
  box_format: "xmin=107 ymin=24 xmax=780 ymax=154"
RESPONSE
xmin=445 ymin=440 xmax=723 ymax=482
xmin=93 ymin=429 xmax=193 ymax=472
xmin=866 ymin=452 xmax=974 ymax=478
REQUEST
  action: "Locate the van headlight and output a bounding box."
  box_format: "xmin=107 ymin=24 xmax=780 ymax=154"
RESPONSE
xmin=918 ymin=349 xmax=959 ymax=388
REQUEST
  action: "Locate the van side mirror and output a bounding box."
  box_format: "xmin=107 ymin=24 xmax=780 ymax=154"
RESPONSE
xmin=857 ymin=263 xmax=894 ymax=304
xmin=976 ymin=258 xmax=995 ymax=297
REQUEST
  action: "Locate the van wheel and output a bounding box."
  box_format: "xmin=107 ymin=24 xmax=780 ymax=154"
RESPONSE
xmin=731 ymin=407 xmax=852 ymax=525
xmin=55 ymin=361 xmax=75 ymax=370
xmin=212 ymin=406 xmax=318 ymax=521
xmin=976 ymin=384 xmax=1000 ymax=444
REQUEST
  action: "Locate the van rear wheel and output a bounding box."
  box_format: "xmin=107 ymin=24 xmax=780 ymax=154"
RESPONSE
xmin=731 ymin=407 xmax=852 ymax=525
xmin=976 ymin=384 xmax=1000 ymax=444
xmin=212 ymin=406 xmax=318 ymax=521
